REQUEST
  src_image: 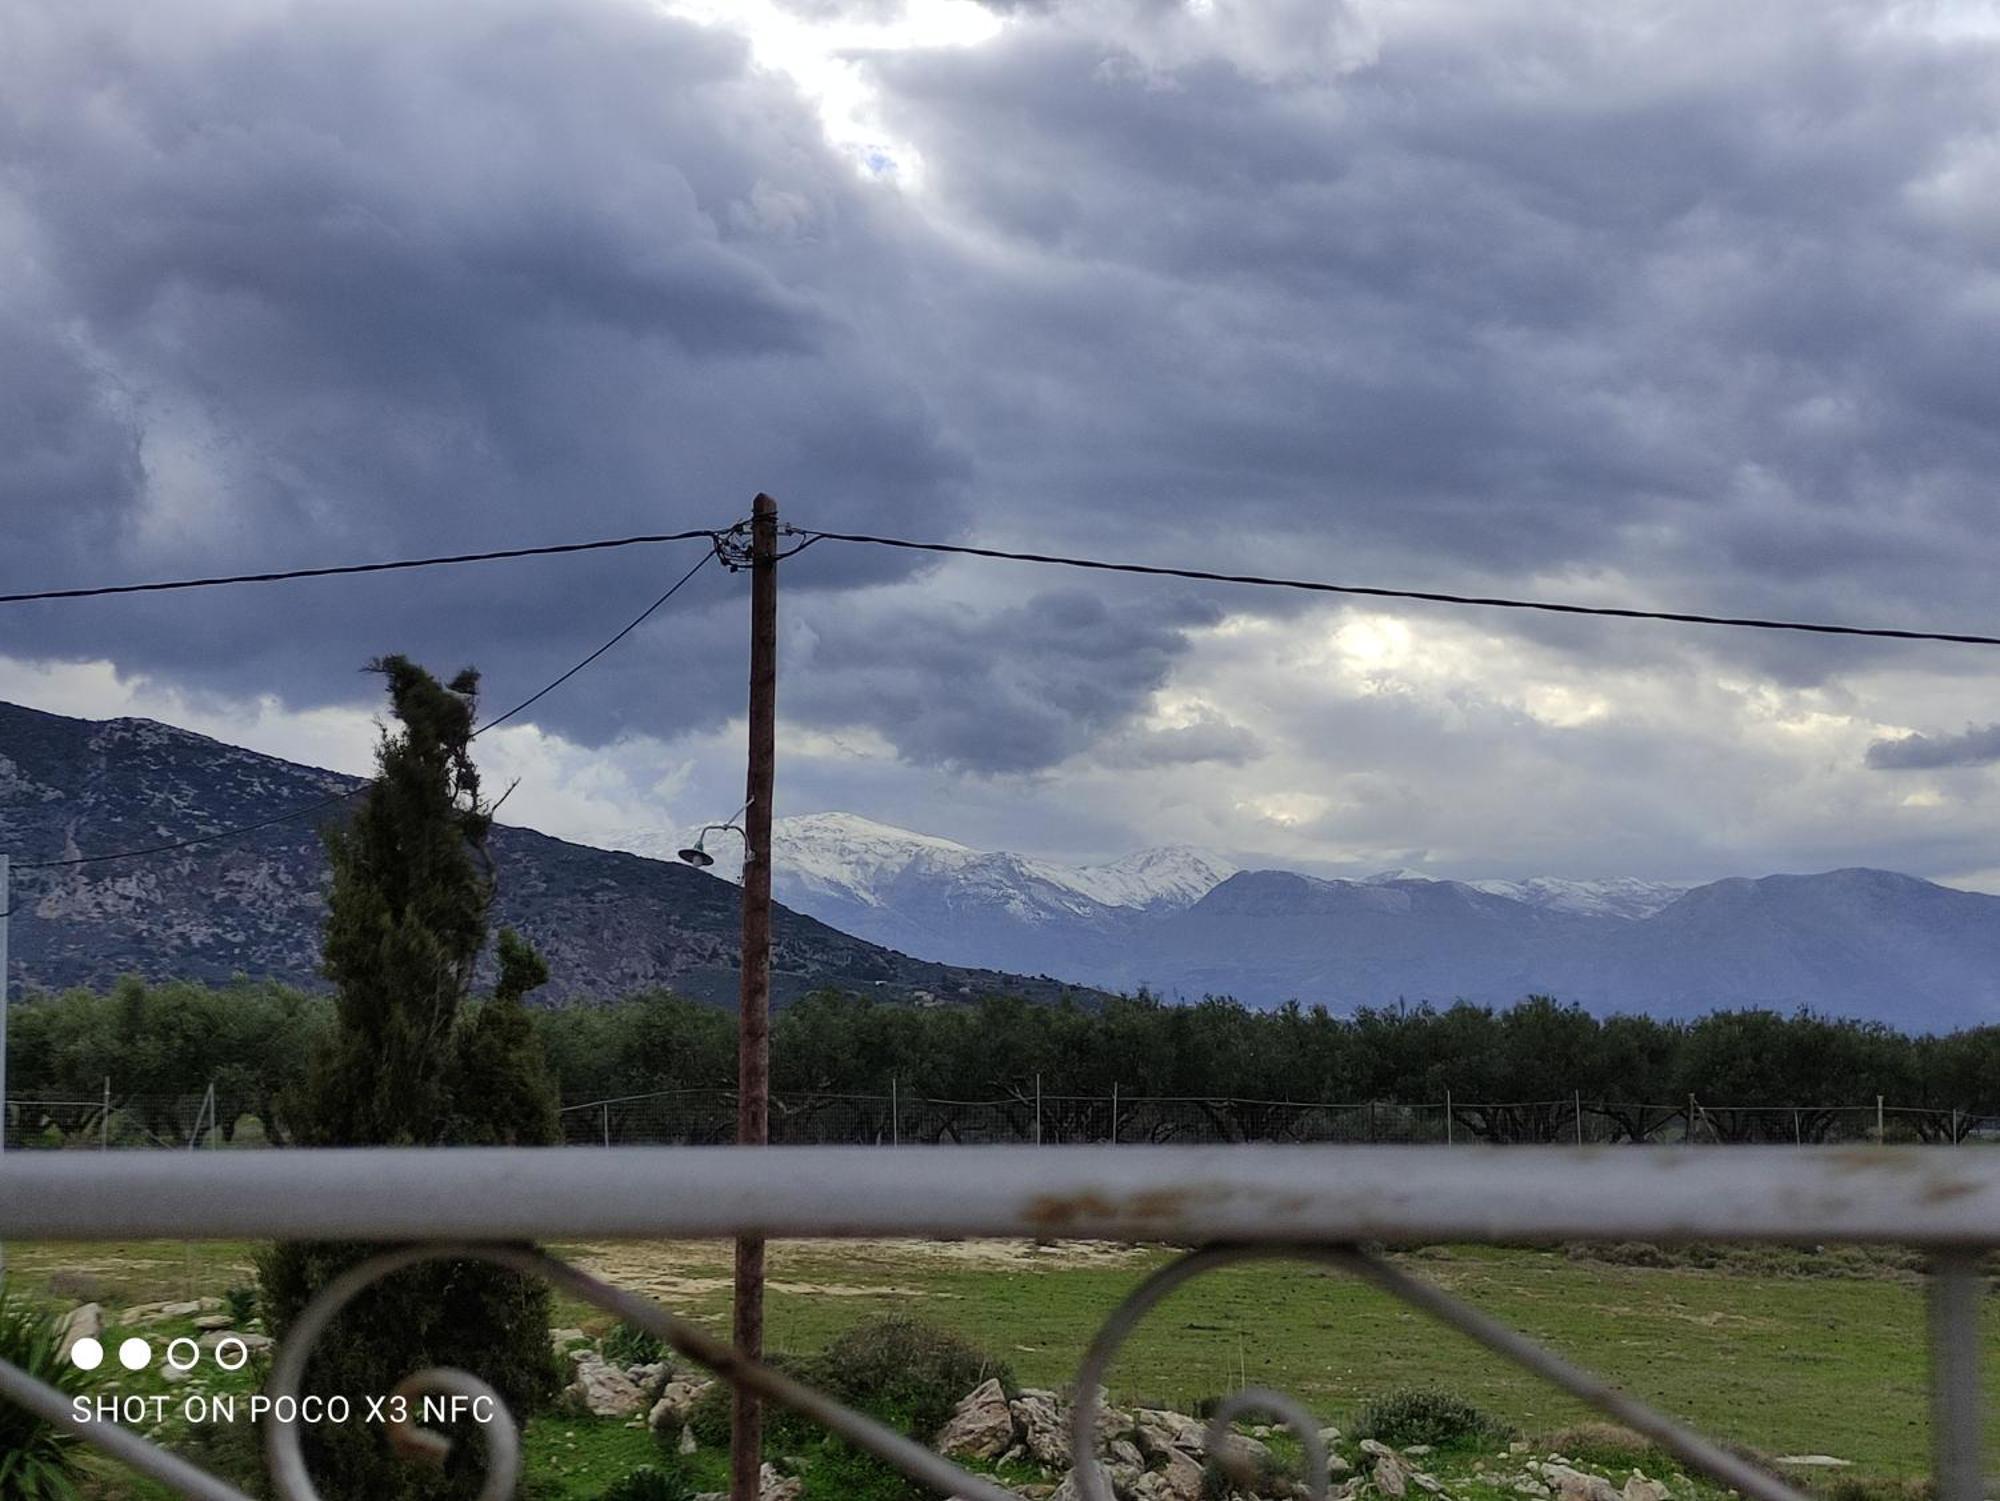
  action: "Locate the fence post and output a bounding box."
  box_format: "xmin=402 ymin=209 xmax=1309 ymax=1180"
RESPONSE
xmin=1878 ymin=1094 xmax=1886 ymax=1144
xmin=1793 ymin=1107 xmax=1801 ymax=1146
xmin=1687 ymin=1092 xmax=1697 ymax=1144
xmin=601 ymin=1102 xmax=611 ymax=1149
xmin=101 ymin=1077 xmax=111 ymax=1150
xmin=1110 ymin=1081 xmax=1118 ymax=1146
xmin=1952 ymin=1106 xmax=1960 ymax=1145
xmin=1444 ymin=1089 xmax=1453 ymax=1146
xmin=1035 ymin=1072 xmax=1042 ymax=1146
xmin=1368 ymin=1099 xmax=1377 ymax=1143
xmin=1574 ymin=1090 xmax=1584 ymax=1146
xmin=891 ymin=1077 xmax=900 ymax=1148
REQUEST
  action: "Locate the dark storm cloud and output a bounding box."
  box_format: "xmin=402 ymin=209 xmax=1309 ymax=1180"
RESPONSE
xmin=0 ymin=0 xmax=967 ymax=745
xmin=864 ymin=1 xmax=2000 ymax=673
xmin=8 ymin=0 xmax=2000 ymax=799
xmin=785 ymin=586 xmax=1222 ymax=772
xmin=1868 ymin=724 xmax=2000 ymax=771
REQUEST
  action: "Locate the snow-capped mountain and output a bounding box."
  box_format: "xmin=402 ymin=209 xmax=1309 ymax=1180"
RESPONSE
xmin=621 ymin=812 xmax=1237 ymax=975
xmin=615 ymin=812 xmax=2000 ymax=1025
xmin=1358 ymin=868 xmax=1686 ymax=919
xmin=1461 ymin=875 xmax=1690 ymax=919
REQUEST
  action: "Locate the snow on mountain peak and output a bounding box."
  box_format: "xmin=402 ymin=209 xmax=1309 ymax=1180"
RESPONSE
xmin=1351 ymin=868 xmax=1689 ymax=918
xmin=1048 ymin=845 xmax=1241 ymax=910
xmin=1467 ymin=875 xmax=1691 ymax=919
xmin=767 ymin=814 xmax=1237 ymax=915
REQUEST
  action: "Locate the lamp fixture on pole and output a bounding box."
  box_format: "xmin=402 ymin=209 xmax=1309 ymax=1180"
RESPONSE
xmin=676 ymin=800 xmax=752 ymax=869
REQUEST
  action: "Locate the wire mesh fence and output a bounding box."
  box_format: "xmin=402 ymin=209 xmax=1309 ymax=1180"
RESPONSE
xmin=8 ymin=1087 xmax=1997 ymax=1150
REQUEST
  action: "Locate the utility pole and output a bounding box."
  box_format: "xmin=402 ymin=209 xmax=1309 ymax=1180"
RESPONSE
xmin=1 ymin=854 xmax=9 ymax=1280
xmin=731 ymin=494 xmax=779 ymax=1501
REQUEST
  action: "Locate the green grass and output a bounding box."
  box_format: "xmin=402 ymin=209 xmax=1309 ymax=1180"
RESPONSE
xmin=3 ymin=1234 xmax=1981 ymax=1497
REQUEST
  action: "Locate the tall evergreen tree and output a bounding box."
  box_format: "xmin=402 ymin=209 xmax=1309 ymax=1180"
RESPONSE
xmin=259 ymin=657 xmax=561 ymax=1500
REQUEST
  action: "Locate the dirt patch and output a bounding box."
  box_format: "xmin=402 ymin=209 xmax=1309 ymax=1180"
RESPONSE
xmin=561 ymin=1236 xmax=1151 ymax=1305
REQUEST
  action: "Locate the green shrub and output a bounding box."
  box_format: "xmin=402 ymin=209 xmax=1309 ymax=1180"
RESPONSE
xmin=681 ymin=1354 xmax=821 ymax=1452
xmin=814 ymin=1317 xmax=1010 ymax=1440
xmin=0 ymin=1282 xmax=86 ymax=1501
xmin=596 ymin=1466 xmax=695 ymax=1501
xmin=797 ymin=1439 xmax=929 ymax=1501
xmin=224 ymin=1284 xmax=259 ymax=1326
xmin=603 ymin=1321 xmax=667 ymax=1369
xmin=1353 ymin=1388 xmax=1511 ymax=1449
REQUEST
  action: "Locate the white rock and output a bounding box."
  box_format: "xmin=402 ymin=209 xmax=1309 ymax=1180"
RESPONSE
xmin=1131 ymin=1448 xmax=1206 ymax=1501
xmin=678 ymin=1424 xmax=698 ymax=1455
xmin=1542 ymin=1463 xmax=1624 ymax=1501
xmin=648 ymin=1378 xmax=711 ymax=1431
xmin=1624 ymin=1477 xmax=1672 ymax=1501
xmin=627 ymin=1360 xmax=671 ymax=1393
xmin=564 ymin=1353 xmax=647 ymax=1418
xmin=937 ymin=1378 xmax=1016 ymax=1460
xmin=1374 ymin=1452 xmax=1410 ymax=1498
xmin=57 ymin=1304 xmax=103 ymax=1358
xmin=1011 ymin=1390 xmax=1071 ymax=1468
xmin=759 ymin=1463 xmax=803 ymax=1501
xmin=1135 ymin=1408 xmax=1207 ymax=1459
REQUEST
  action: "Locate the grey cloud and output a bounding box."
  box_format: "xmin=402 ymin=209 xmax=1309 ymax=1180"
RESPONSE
xmin=0 ymin=0 xmax=966 ymax=747
xmin=866 ymin=1 xmax=2000 ymax=668
xmin=11 ymin=0 xmax=2000 ymax=839
xmin=785 ymin=586 xmax=1221 ymax=772
xmin=1868 ymin=724 xmax=2000 ymax=771
xmin=1097 ymin=710 xmax=1264 ymax=769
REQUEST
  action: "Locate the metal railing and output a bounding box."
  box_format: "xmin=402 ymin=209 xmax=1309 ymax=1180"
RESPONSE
xmin=0 ymin=1145 xmax=1992 ymax=1500
xmin=10 ymin=1088 xmax=1992 ymax=1149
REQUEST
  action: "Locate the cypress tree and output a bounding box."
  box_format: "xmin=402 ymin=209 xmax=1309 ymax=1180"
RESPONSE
xmin=258 ymin=656 xmax=561 ymax=1500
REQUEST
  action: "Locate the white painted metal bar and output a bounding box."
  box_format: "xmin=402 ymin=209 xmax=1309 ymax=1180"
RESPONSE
xmin=6 ymin=1144 xmax=2000 ymax=1244
xmin=1929 ymin=1251 xmax=1984 ymax=1501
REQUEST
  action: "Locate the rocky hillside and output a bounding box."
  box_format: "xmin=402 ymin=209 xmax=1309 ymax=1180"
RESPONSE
xmin=0 ymin=701 xmax=1100 ymax=1007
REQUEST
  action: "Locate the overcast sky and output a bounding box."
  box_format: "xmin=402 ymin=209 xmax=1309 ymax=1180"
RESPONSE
xmin=5 ymin=0 xmax=2000 ymax=890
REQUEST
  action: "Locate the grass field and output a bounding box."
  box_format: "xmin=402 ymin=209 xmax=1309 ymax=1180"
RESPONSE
xmin=3 ymin=1234 xmax=1981 ymax=1496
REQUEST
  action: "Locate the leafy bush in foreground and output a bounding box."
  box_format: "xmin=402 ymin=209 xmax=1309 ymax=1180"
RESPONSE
xmin=816 ymin=1316 xmax=1012 ymax=1441
xmin=1353 ymin=1388 xmax=1511 ymax=1449
xmin=0 ymin=1282 xmax=85 ymax=1501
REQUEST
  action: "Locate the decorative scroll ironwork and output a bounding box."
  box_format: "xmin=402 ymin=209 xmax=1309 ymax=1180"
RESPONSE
xmin=0 ymin=1236 xmax=1979 ymax=1501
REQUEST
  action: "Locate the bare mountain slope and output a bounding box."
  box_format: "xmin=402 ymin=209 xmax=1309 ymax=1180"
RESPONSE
xmin=0 ymin=701 xmax=1101 ymax=1008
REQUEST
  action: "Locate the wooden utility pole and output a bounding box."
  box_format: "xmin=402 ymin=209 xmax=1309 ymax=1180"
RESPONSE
xmin=731 ymin=494 xmax=779 ymax=1501
xmin=1 ymin=854 xmax=9 ymax=1280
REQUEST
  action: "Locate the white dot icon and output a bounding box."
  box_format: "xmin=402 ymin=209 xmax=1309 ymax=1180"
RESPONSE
xmin=68 ymin=1337 xmax=104 ymax=1372
xmin=118 ymin=1338 xmax=152 ymax=1371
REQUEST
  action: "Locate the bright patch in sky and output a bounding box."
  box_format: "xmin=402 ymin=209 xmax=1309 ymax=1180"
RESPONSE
xmin=656 ymin=0 xmax=1003 ymax=182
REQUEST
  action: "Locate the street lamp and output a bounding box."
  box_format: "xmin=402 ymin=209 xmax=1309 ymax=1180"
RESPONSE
xmin=677 ymin=800 xmax=750 ymax=869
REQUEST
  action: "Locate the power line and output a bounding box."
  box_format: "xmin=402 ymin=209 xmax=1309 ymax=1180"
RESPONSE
xmin=12 ymin=546 xmax=720 ymax=874
xmin=471 ymin=548 xmax=715 ymax=737
xmin=792 ymin=529 xmax=2000 ymax=648
xmin=0 ymin=529 xmax=722 ymax=607
xmin=13 ymin=783 xmax=369 ymax=872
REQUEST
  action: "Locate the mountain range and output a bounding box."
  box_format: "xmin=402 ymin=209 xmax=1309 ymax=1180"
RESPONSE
xmin=629 ymin=812 xmax=2000 ymax=1028
xmin=6 ymin=699 xmax=2000 ymax=1027
xmin=0 ymin=702 xmax=1098 ymax=1008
